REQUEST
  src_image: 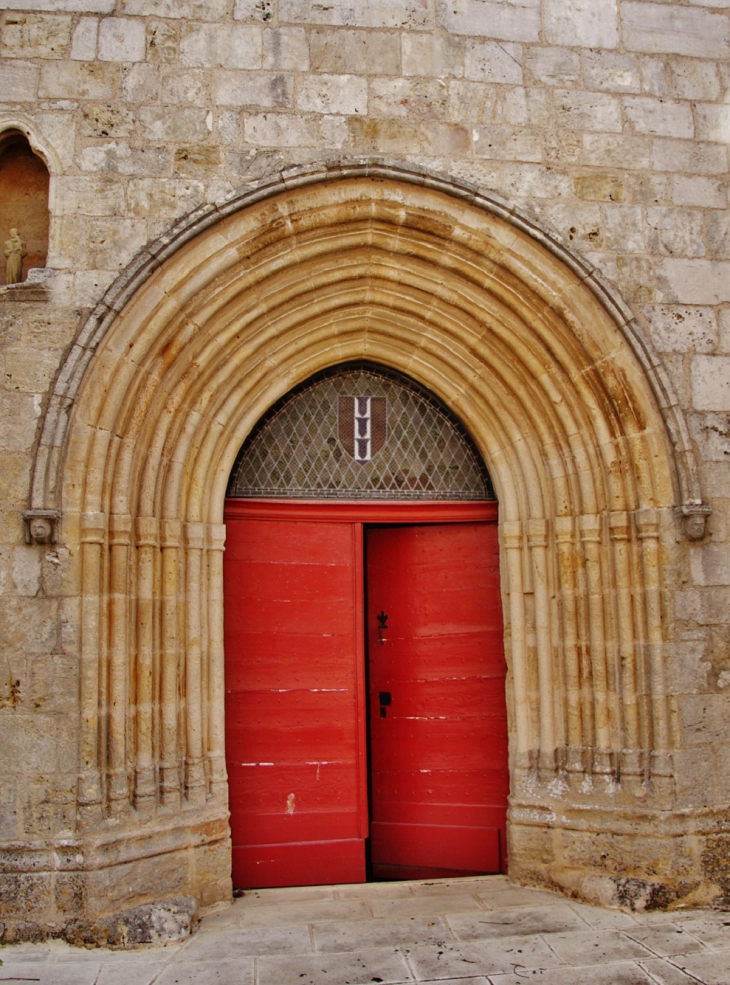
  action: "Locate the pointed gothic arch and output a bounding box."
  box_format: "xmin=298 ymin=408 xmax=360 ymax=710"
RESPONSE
xmin=29 ymin=163 xmax=710 ymax=911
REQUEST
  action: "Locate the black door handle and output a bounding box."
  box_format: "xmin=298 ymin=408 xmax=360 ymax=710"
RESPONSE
xmin=379 ymin=690 xmax=391 ymax=718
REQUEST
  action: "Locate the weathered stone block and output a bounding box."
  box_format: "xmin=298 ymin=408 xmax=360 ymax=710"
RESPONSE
xmin=263 ymin=27 xmax=309 ymax=71
xmin=540 ymin=201 xmax=604 ymax=251
xmin=234 ymin=0 xmax=275 ymax=22
xmin=621 ymin=2 xmax=730 ymax=59
xmin=502 ymin=87 xmax=551 ymax=127
xmin=244 ymin=112 xmax=320 ymax=148
xmin=402 ymin=34 xmax=464 ymax=78
xmin=602 ymin=205 xmax=645 ymax=253
xmin=369 ymin=78 xmax=448 ymax=120
xmin=218 ymin=110 xmax=243 ymax=144
xmin=696 ymin=104 xmax=730 ymax=145
xmin=720 ymin=310 xmax=730 ymax=354
xmin=173 ymin=145 xmax=224 ymax=175
xmin=544 ymin=0 xmax=618 ymax=49
xmin=670 ymin=60 xmax=721 ymax=102
xmin=98 ymin=17 xmax=145 ymax=63
xmin=80 ymin=102 xmax=136 ymax=137
xmin=583 ymin=133 xmax=651 ymax=169
xmin=146 ymin=20 xmax=179 ymax=63
xmin=549 ymin=129 xmax=590 ymax=165
xmin=70 ymin=17 xmax=98 ymax=61
xmin=0 ymin=872 xmax=52 ymax=921
xmin=657 ymin=259 xmax=730 ymax=305
xmin=310 ymin=29 xmax=399 ymax=74
xmin=639 ymin=56 xmax=669 ymax=98
xmin=705 ymin=212 xmax=730 ymax=259
xmin=624 ymin=96 xmax=694 ymax=139
xmin=1 ymin=13 xmax=72 ymax=59
xmin=121 ymin=62 xmax=159 ymax=102
xmin=555 ymin=90 xmax=621 ymax=132
xmin=646 ymin=207 xmax=705 ymax=259
xmin=180 ymin=23 xmax=262 ymax=69
xmin=78 ymin=141 xmax=169 ymax=176
xmin=4 ymin=348 xmax=59 ymax=394
xmin=0 ymin=60 xmax=39 ymax=101
xmin=39 ymin=60 xmax=117 ymax=100
xmin=615 ymin=255 xmax=659 ymax=304
xmin=4 ymin=0 xmax=112 ymax=11
xmin=691 ymin=545 xmax=730 ymax=588
xmin=525 ymin=46 xmax=579 ymax=86
xmin=0 ymin=777 xmax=18 ymax=841
xmin=212 ymin=71 xmax=293 ymax=109
xmin=280 ymin=0 xmax=430 ymax=29
xmin=160 ymin=69 xmax=208 ymax=107
xmin=673 ymin=175 xmax=726 ymax=210
xmin=643 ymin=306 xmax=718 ymax=354
xmin=11 ymin=546 xmax=41 ymax=597
xmin=666 ymin=640 xmax=711 ymax=695
xmin=573 ymin=173 xmax=623 ymax=203
xmin=348 ymin=116 xmax=468 ymax=156
xmin=436 ymin=0 xmax=541 ymax=43
xmin=84 ymin=218 xmax=149 ymax=271
xmin=0 ymin=393 xmax=41 ymax=454
xmin=465 ymin=40 xmax=523 ymax=85
xmin=691 ymin=355 xmax=730 ymax=411
xmin=582 ymin=51 xmax=640 ymax=93
xmin=652 ymin=138 xmax=728 ymax=176
xmin=688 ymin=412 xmax=730 ymax=463
xmin=298 ymin=74 xmax=367 ymax=115
xmin=128 ymin=179 xmax=206 ymax=220
xmin=140 ymin=107 xmax=210 ymax=142
xmin=124 ymin=0 xmax=228 ymax=17
xmin=21 ymin=773 xmax=77 ymax=837
xmin=473 ymin=125 xmax=541 ymax=162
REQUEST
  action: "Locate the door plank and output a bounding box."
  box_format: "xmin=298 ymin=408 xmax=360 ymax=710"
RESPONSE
xmin=367 ymin=521 xmax=508 ymax=879
xmin=224 ymin=517 xmax=366 ymax=888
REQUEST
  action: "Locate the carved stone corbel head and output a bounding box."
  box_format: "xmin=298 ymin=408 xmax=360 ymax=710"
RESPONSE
xmin=675 ymin=503 xmax=712 ymax=542
xmin=23 ymin=509 xmax=60 ymax=545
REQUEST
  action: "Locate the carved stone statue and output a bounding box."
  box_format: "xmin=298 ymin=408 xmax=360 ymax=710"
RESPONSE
xmin=4 ymin=227 xmax=26 ymax=284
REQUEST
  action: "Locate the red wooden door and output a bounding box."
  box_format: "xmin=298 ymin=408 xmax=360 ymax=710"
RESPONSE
xmin=224 ymin=516 xmax=368 ymax=888
xmin=366 ymin=522 xmax=508 ymax=879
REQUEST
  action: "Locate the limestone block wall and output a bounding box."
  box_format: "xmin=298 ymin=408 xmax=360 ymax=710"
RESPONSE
xmin=0 ymin=0 xmax=728 ymax=939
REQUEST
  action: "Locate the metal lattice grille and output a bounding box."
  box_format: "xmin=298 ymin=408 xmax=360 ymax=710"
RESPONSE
xmin=227 ymin=365 xmax=494 ymax=500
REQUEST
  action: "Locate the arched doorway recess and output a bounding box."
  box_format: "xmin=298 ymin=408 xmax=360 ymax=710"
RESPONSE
xmin=223 ymin=363 xmax=509 ymax=888
xmin=31 ymin=163 xmax=709 ymax=913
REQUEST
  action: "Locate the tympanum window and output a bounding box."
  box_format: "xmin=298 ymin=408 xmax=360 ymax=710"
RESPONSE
xmin=228 ymin=364 xmax=494 ymax=500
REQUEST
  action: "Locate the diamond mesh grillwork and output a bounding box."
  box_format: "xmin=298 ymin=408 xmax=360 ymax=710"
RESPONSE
xmin=227 ymin=365 xmax=494 ymax=500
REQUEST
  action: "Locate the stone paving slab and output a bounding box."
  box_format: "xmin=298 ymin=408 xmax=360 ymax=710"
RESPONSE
xmin=445 ymin=903 xmax=588 ymax=940
xmin=488 ymin=961 xmax=657 ymax=984
xmin=405 ymin=937 xmax=564 ymax=979
xmin=670 ymin=947 xmax=730 ymax=984
xmin=256 ymin=945 xmax=412 ymax=985
xmin=153 ymin=958 xmax=255 ymax=985
xmin=543 ymin=927 xmax=654 ymax=964
xmin=313 ymin=914 xmax=449 ymax=951
xmin=638 ymin=956 xmax=715 ymax=985
xmin=0 ymin=876 xmax=728 ymax=985
xmin=182 ymin=924 xmax=313 ymax=959
xmin=623 ymin=922 xmax=707 ymax=956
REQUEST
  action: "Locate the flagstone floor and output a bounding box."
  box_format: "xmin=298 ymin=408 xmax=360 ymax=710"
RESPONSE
xmin=2 ymin=876 xmax=729 ymax=985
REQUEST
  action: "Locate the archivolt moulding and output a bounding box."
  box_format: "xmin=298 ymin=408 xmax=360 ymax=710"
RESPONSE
xmin=25 ymin=165 xmax=707 ymax=888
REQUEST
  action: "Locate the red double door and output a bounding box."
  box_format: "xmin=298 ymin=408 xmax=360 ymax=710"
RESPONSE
xmin=223 ymin=501 xmax=508 ymax=889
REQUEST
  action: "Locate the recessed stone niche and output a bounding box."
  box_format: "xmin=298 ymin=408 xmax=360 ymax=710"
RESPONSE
xmin=0 ymin=131 xmax=49 ymax=286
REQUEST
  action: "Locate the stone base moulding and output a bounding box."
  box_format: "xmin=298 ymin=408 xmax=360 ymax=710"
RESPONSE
xmin=14 ymin=161 xmax=716 ymax=935
xmin=0 ymin=812 xmax=230 ymax=945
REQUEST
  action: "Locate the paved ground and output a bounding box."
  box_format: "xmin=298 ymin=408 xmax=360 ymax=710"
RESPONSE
xmin=1 ymin=876 xmax=729 ymax=985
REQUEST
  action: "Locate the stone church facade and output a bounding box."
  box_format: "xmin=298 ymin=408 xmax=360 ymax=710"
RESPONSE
xmin=0 ymin=0 xmax=728 ymax=943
